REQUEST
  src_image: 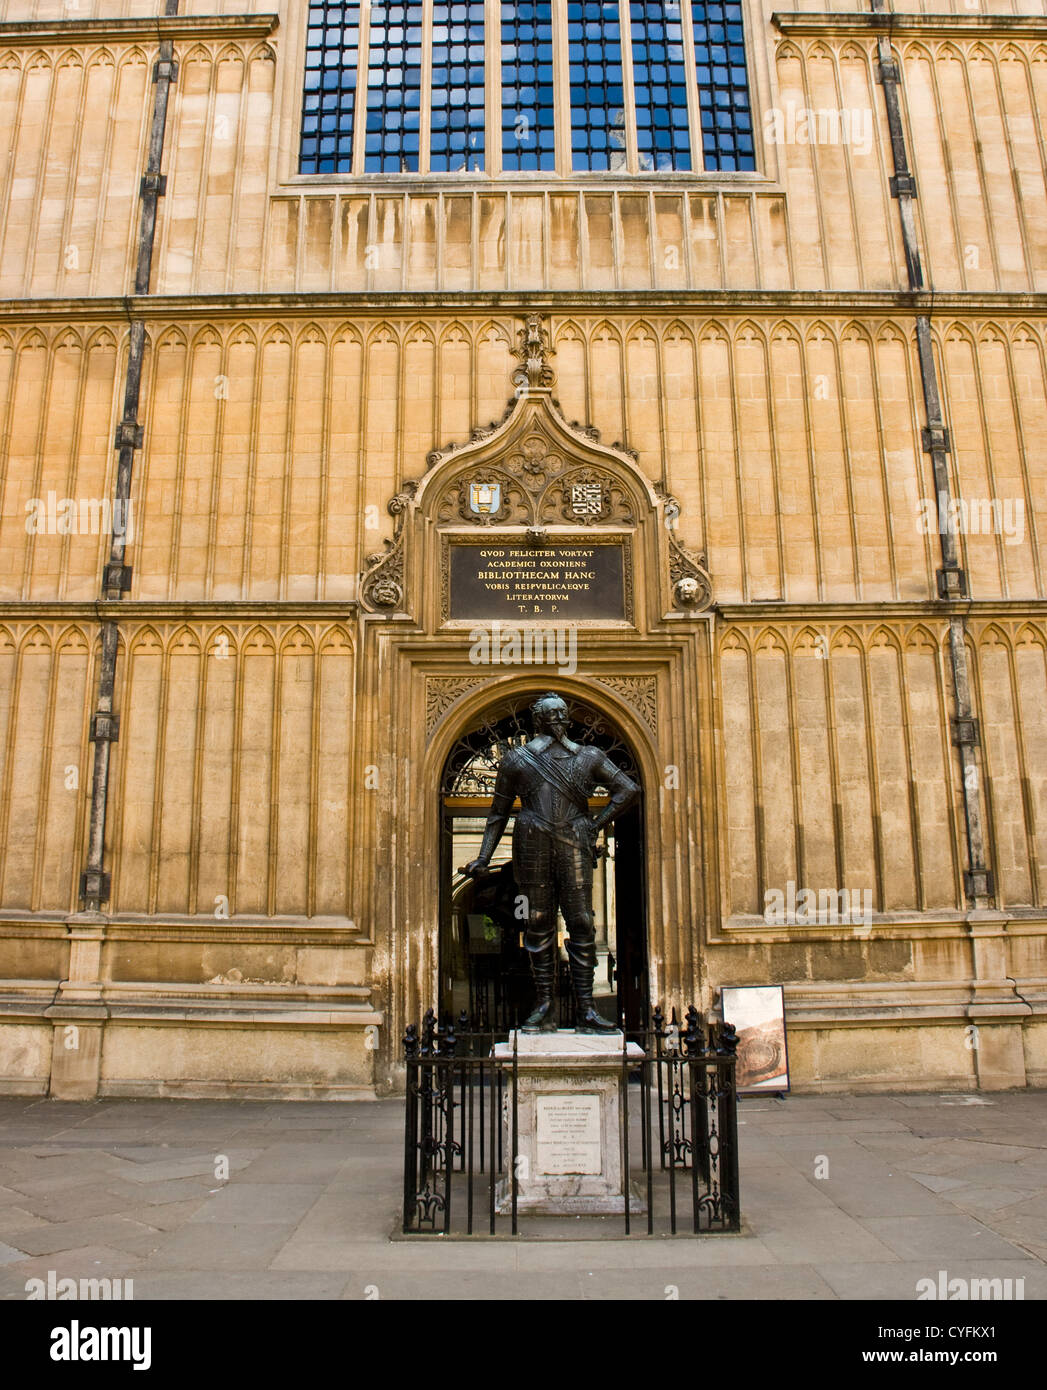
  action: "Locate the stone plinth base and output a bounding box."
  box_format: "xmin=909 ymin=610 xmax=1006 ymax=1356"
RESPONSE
xmin=492 ymin=1030 xmax=646 ymax=1216
xmin=494 ymin=1179 xmax=647 ymax=1215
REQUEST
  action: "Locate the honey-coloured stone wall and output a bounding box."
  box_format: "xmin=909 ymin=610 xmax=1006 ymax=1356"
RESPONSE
xmin=0 ymin=0 xmax=1044 ymax=1096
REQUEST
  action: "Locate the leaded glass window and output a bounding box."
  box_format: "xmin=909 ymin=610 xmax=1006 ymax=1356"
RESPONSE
xmin=567 ymin=1 xmax=626 ymax=172
xmin=300 ymin=1 xmax=362 ymax=175
xmin=691 ymin=0 xmax=754 ymax=171
xmin=501 ymin=1 xmax=556 ymax=172
xmin=364 ymin=3 xmax=423 ymax=172
xmin=431 ymin=1 xmax=486 ymax=172
xmin=297 ymin=0 xmax=756 ymax=175
xmin=630 ymin=1 xmax=691 ymax=172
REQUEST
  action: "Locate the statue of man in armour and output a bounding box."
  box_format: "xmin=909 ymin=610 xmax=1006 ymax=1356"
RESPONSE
xmin=463 ymin=693 xmax=639 ymax=1033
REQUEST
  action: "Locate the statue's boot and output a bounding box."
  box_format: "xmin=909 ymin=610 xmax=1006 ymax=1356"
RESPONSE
xmin=566 ymin=938 xmax=618 ymax=1034
xmin=521 ymin=944 xmax=559 ymax=1033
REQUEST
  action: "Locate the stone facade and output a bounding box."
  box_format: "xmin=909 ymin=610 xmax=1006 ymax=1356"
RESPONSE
xmin=0 ymin=0 xmax=1045 ymax=1098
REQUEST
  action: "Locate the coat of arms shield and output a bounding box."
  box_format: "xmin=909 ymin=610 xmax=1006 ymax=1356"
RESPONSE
xmin=469 ymin=482 xmax=501 ymax=515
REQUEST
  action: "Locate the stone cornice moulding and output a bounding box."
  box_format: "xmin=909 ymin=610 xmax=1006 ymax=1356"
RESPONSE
xmin=2 ymin=598 xmax=1047 ymax=621
xmin=1 ymin=291 xmax=1047 ymax=323
xmin=0 ymin=601 xmax=360 ymax=622
xmin=0 ymin=15 xmax=279 ymax=46
xmin=717 ymin=599 xmax=1047 ymax=621
xmin=772 ymin=11 xmax=1047 ymax=37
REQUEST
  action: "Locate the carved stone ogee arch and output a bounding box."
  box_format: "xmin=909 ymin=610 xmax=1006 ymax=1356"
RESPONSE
xmin=359 ymin=386 xmax=711 ymax=623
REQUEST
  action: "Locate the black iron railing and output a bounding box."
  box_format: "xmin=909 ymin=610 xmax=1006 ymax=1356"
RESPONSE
xmin=402 ymin=1005 xmax=740 ymax=1237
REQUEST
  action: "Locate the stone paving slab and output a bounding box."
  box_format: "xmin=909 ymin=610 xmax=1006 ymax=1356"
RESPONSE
xmin=104 ymin=1176 xmax=220 ymax=1207
xmin=0 ymin=1206 xmax=47 ymax=1235
xmin=142 ymin=1223 xmax=299 ymax=1271
xmin=0 ymin=1244 xmax=143 ymax=1285
xmin=5 ymin=1185 xmax=147 ymax=1223
xmin=342 ymin=1272 xmax=592 ymax=1300
xmin=938 ymin=1161 xmax=1047 ymax=1190
xmin=133 ymin=1271 xmax=352 ymax=1300
xmin=511 ymin=1234 xmax=780 ymax=1270
xmin=237 ymin=1144 xmax=355 ymax=1185
xmin=819 ymin=1174 xmax=959 ymax=1218
xmin=860 ymin=1214 xmax=1032 ymax=1262
xmin=944 ymin=1186 xmax=1033 ymax=1213
xmin=186 ymin=1183 xmax=324 ymax=1226
xmin=122 ymin=1199 xmax=208 ymax=1232
xmin=0 ymin=1091 xmax=1044 ymax=1300
xmin=9 ymin=1217 xmax=164 ymax=1259
xmin=577 ymin=1264 xmax=841 ymax=1300
xmin=911 ymin=1173 xmax=972 ymax=1193
xmin=756 ymin=1211 xmax=902 ymax=1264
xmin=105 ymin=1157 xmax=231 ymax=1184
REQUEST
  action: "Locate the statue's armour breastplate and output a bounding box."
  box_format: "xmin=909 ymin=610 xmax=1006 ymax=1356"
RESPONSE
xmin=508 ymin=743 xmax=593 ymax=825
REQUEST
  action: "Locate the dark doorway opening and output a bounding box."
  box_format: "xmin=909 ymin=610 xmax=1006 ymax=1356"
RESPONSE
xmin=438 ymin=693 xmax=648 ymax=1032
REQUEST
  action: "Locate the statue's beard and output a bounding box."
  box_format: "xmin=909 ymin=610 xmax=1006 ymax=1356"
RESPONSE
xmin=544 ymin=725 xmax=575 ymax=751
xmin=536 ymin=720 xmax=571 ymax=748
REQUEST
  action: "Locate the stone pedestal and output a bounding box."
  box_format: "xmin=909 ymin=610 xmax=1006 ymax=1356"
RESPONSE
xmin=492 ymin=1031 xmax=646 ymax=1214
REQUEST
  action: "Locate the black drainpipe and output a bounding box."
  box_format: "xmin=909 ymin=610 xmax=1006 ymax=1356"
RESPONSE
xmin=80 ymin=1 xmax=180 ymax=911
xmin=870 ymin=0 xmax=993 ymax=906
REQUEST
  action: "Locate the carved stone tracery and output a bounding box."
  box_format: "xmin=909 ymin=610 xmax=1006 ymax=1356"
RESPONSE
xmin=593 ymin=675 xmax=658 ymax=736
xmin=434 ymin=433 xmax=636 ymax=529
xmin=425 ymin=676 xmax=489 ymax=735
xmin=360 ymin=315 xmax=713 ymax=616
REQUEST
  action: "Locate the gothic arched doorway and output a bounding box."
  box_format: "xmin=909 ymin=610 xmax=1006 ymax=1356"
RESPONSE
xmin=438 ymin=691 xmax=648 ymax=1033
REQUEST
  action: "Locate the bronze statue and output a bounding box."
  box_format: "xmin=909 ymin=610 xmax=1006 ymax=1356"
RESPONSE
xmin=463 ymin=693 xmax=639 ymax=1033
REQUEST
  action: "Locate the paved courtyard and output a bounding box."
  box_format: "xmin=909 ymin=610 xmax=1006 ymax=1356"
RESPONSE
xmin=0 ymin=1090 xmax=1045 ymax=1300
